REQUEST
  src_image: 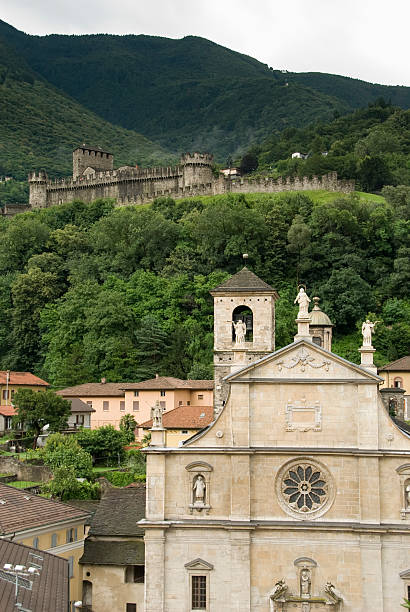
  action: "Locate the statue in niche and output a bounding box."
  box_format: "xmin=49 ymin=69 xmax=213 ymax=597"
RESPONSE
xmin=294 ymin=287 xmax=311 ymax=318
xmin=300 ymin=567 xmax=311 ymax=598
xmin=232 ymin=319 xmax=247 ymax=345
xmin=406 ymin=484 xmax=410 ymax=509
xmin=152 ymin=400 xmax=163 ymax=428
xmin=361 ymin=319 xmax=379 ymax=347
xmin=193 ymin=474 xmax=206 ymax=506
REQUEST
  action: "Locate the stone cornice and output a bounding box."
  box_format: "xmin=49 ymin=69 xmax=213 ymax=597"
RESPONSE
xmin=144 ymin=446 xmax=410 ymax=457
xmin=229 ymin=377 xmax=378 ymax=384
xmin=139 ymin=518 xmax=410 ymax=534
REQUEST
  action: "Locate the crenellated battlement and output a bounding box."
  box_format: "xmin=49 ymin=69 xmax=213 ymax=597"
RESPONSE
xmin=180 ymin=152 xmax=214 ymax=165
xmin=28 ymin=145 xmax=355 ymax=210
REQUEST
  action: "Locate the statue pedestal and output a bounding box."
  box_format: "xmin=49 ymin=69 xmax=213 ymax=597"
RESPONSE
xmin=294 ymin=316 xmax=313 ymax=343
xmin=358 ymin=346 xmax=377 ymax=373
xmin=150 ymin=427 xmax=166 ymax=447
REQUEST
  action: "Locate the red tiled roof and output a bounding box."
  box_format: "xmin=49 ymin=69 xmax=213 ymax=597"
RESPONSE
xmin=57 ymin=382 xmax=136 ymax=397
xmin=57 ymin=378 xmax=213 ymax=396
xmin=0 ymin=483 xmax=90 ymax=535
xmin=140 ymin=405 xmax=214 ymax=429
xmin=379 ymin=356 xmax=410 ymax=372
xmin=0 ymin=406 xmax=16 ymax=416
xmin=121 ymin=377 xmax=214 ymax=391
xmin=0 ymin=371 xmax=49 ymax=386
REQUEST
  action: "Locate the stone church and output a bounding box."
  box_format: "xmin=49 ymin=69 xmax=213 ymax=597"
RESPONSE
xmin=142 ymin=267 xmax=410 ymax=611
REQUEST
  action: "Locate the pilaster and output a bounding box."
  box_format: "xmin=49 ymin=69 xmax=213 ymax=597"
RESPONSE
xmin=229 ymin=529 xmax=252 ymax=611
xmin=144 ymin=528 xmax=166 ymax=612
xmin=359 ymin=533 xmax=383 ymax=610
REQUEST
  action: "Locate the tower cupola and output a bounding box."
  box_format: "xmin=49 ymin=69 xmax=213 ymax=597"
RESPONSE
xmin=308 ymin=297 xmax=333 ymax=351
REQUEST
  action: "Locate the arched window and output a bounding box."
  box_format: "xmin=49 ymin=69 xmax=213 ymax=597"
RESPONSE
xmin=312 ymin=336 xmax=322 ymax=347
xmin=232 ymin=305 xmax=253 ymax=342
xmin=394 ymin=377 xmax=403 ymax=388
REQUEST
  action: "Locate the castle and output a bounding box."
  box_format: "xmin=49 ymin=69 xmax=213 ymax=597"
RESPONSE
xmin=28 ymin=145 xmax=355 ymax=209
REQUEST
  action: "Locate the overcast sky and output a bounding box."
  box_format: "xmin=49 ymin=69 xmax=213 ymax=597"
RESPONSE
xmin=1 ymin=0 xmax=409 ymax=86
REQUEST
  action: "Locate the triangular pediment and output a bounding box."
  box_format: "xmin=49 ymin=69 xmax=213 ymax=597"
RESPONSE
xmin=225 ymin=340 xmax=382 ymax=383
xmin=184 ymin=558 xmax=214 ymax=571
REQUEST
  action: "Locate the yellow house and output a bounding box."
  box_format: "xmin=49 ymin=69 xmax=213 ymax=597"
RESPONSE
xmin=378 ymin=356 xmax=410 ymax=419
xmin=57 ymin=377 xmax=214 ymax=440
xmin=0 ymin=482 xmax=90 ymax=609
xmin=140 ymin=404 xmax=214 ymax=446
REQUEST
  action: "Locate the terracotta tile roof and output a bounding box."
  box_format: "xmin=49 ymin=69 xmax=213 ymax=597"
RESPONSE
xmin=210 ymin=266 xmax=276 ymax=293
xmin=56 ymin=382 xmax=136 ymax=397
xmin=0 ymin=539 xmax=68 ymax=612
xmin=68 ymin=397 xmax=95 ymax=413
xmin=140 ymin=405 xmax=214 ymax=429
xmin=379 ymin=356 xmax=410 ymax=371
xmin=88 ymin=486 xmax=146 ymax=537
xmin=121 ymin=377 xmax=214 ymax=391
xmin=0 ymin=405 xmax=16 ymax=416
xmin=0 ymin=371 xmax=49 ymax=386
xmin=0 ymin=483 xmax=90 ymax=535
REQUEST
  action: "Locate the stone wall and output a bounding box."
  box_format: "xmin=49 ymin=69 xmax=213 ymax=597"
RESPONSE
xmin=0 ymin=456 xmax=51 ymax=482
xmin=29 ymin=153 xmax=355 ymax=211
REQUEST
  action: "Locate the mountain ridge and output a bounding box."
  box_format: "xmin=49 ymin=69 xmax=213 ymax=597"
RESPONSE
xmin=1 ymin=20 xmax=410 ymax=162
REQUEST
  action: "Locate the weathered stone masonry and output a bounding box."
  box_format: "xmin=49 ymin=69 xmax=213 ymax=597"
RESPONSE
xmin=29 ymin=145 xmax=355 ymax=209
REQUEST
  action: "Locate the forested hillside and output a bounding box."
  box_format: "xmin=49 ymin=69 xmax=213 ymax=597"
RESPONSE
xmin=1 ymin=20 xmax=410 ymax=161
xmin=241 ymin=103 xmax=410 ymax=191
xmin=0 ymin=27 xmax=172 ymax=182
xmin=0 ymin=188 xmax=408 ymax=387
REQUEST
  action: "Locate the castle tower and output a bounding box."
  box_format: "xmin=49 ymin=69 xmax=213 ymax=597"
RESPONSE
xmin=181 ymin=152 xmax=214 ymax=188
xmin=28 ymin=171 xmax=48 ymax=209
xmin=308 ymin=297 xmax=334 ymax=351
xmin=210 ymin=267 xmax=279 ymax=413
xmin=73 ymin=145 xmax=114 ymax=179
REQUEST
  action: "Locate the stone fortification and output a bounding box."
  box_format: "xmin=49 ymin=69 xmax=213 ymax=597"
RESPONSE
xmin=28 ymin=146 xmax=355 ymax=209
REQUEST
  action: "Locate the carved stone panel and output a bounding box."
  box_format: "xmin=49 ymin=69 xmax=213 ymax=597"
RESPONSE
xmin=285 ymin=398 xmax=321 ymax=432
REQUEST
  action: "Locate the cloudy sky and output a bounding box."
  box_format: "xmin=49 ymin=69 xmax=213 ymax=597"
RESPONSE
xmin=1 ymin=0 xmax=409 ymax=86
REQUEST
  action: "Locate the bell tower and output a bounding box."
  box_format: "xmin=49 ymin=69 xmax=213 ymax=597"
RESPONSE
xmin=210 ymin=266 xmax=279 ymax=414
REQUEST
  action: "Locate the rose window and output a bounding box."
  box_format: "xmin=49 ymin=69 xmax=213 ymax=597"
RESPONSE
xmin=276 ymin=459 xmax=334 ymax=519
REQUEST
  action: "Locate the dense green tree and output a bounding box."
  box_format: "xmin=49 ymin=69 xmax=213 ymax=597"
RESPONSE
xmin=13 ymin=389 xmax=71 ymax=448
xmin=120 ymin=414 xmax=138 ymax=444
xmin=41 ymin=433 xmax=93 ymax=479
xmin=76 ymin=426 xmax=126 ymax=465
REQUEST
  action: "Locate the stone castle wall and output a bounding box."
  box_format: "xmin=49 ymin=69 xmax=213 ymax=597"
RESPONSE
xmin=29 ymin=151 xmax=355 ymax=209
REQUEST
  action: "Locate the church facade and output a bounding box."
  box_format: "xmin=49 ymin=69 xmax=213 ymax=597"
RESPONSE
xmin=142 ymin=268 xmax=410 ymax=611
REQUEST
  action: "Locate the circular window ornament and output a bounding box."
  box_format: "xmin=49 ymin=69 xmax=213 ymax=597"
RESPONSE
xmin=276 ymin=458 xmax=335 ymax=520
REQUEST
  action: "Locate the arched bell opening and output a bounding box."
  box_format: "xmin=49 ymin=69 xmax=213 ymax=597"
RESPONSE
xmin=232 ymin=305 xmax=253 ymax=342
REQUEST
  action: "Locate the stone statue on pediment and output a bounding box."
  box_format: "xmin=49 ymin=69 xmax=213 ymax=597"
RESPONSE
xmin=294 ymin=287 xmax=311 ymax=318
xmin=152 ymin=400 xmax=163 ymax=428
xmin=361 ymin=319 xmax=379 ymax=347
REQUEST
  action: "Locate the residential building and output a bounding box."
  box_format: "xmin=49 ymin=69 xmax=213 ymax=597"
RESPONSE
xmin=0 ymin=482 xmax=90 ymax=610
xmin=0 ymin=371 xmax=49 ymax=434
xmin=140 ymin=404 xmax=214 ymax=446
xmin=66 ymin=398 xmax=95 ymax=430
xmin=57 ymin=377 xmax=213 ymax=438
xmin=0 ymin=538 xmax=69 ymax=612
xmin=379 ymin=356 xmax=410 ymax=419
xmin=80 ymin=485 xmax=146 ymax=612
xmin=142 ymin=267 xmax=410 ymax=611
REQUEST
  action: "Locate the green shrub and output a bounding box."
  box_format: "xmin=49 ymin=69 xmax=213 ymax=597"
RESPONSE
xmin=42 ymin=433 xmax=93 ymax=479
xmin=42 ymin=466 xmax=100 ymax=501
xmin=104 ymin=470 xmax=145 ymax=487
